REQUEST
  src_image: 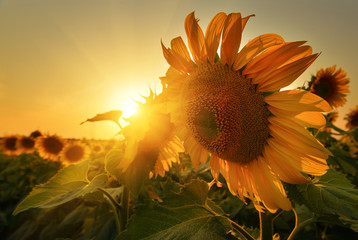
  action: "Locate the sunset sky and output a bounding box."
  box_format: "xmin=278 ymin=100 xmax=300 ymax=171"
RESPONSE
xmin=1 ymin=0 xmax=357 ymax=139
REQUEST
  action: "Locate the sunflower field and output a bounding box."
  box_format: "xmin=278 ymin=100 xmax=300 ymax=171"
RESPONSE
xmin=1 ymin=11 xmax=358 ymax=240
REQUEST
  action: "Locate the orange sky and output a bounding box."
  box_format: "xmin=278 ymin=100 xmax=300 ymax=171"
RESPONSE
xmin=0 ymin=0 xmax=357 ymax=139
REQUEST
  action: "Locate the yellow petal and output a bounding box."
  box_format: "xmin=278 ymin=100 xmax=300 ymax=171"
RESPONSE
xmin=256 ymin=54 xmax=318 ymax=91
xmin=267 ymin=138 xmax=328 ymax=175
xmin=249 ymin=45 xmax=313 ymax=82
xmin=171 ymin=37 xmax=192 ymax=64
xmin=265 ymin=90 xmax=332 ymax=112
xmin=220 ymin=13 xmax=242 ymax=66
xmin=185 ymin=12 xmax=206 ymax=63
xmin=233 ymin=34 xmax=284 ymax=71
xmin=205 ymin=12 xmax=227 ymax=63
xmin=250 ymin=159 xmax=292 ymax=212
xmin=268 ymin=107 xmax=327 ymax=128
xmin=269 ymin=119 xmax=330 ymax=159
xmin=263 ymin=146 xmax=309 ymax=184
xmin=161 ymin=40 xmax=194 ymax=74
xmin=244 ymin=41 xmax=306 ymax=75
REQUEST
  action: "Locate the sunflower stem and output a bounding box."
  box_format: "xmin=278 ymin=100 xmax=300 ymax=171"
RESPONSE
xmin=98 ymin=188 xmax=122 ymax=233
xmin=119 ymin=186 xmax=130 ymax=232
xmin=259 ymin=211 xmax=275 ymax=240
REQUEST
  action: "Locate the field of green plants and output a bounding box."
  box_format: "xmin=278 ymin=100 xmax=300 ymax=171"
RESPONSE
xmin=0 ymin=122 xmax=357 ymax=239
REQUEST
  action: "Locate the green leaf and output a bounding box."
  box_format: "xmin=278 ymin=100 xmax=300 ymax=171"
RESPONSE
xmin=118 ymin=179 xmax=233 ymax=240
xmin=288 ymin=169 xmax=358 ymax=220
xmin=105 ymin=148 xmax=157 ymax=197
xmin=13 ymin=161 xmax=107 ymax=215
xmin=328 ymin=145 xmax=358 ymax=176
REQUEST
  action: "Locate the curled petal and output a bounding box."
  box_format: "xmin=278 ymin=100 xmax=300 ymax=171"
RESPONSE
xmin=185 ymin=12 xmax=206 ymax=63
xmin=233 ymin=34 xmax=285 ymax=71
xmin=220 ymin=13 xmax=242 ymax=66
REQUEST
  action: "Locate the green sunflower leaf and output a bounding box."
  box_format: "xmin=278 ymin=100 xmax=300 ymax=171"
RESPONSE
xmin=287 ymin=169 xmax=358 ymax=220
xmin=117 ymin=179 xmax=234 ymax=240
xmin=105 ymin=147 xmax=157 ymax=197
xmin=13 ymin=160 xmax=107 ymax=215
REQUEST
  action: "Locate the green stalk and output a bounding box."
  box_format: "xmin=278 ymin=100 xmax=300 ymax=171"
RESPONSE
xmin=119 ymin=186 xmax=130 ymax=232
xmin=98 ymin=188 xmax=122 ymax=233
xmin=259 ymin=211 xmax=275 ymax=240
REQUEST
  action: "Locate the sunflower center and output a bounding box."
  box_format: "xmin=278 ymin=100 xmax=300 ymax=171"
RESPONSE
xmin=182 ymin=63 xmax=270 ymax=164
xmin=313 ymin=80 xmax=332 ymax=98
xmin=43 ymin=137 xmax=64 ymax=154
xmin=5 ymin=137 xmax=17 ymax=151
xmin=65 ymin=146 xmax=85 ymax=162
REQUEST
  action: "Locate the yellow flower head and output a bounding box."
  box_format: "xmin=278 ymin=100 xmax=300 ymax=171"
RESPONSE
xmin=36 ymin=134 xmax=66 ymax=161
xmin=1 ymin=135 xmax=21 ymax=156
xmin=310 ymin=65 xmax=350 ymax=108
xmin=119 ymin=90 xmax=183 ymax=178
xmin=61 ymin=142 xmax=89 ymax=164
xmin=161 ymin=12 xmax=332 ymax=212
xmin=345 ymin=106 xmax=358 ymax=130
xmin=19 ymin=136 xmax=36 ymax=154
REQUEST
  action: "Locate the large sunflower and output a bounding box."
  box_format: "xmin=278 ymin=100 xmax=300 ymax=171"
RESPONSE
xmin=309 ymin=65 xmax=350 ymax=108
xmin=161 ymin=12 xmax=332 ymax=212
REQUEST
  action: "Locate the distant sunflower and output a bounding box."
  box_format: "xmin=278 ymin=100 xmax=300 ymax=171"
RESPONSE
xmin=119 ymin=90 xmax=183 ymax=178
xmin=309 ymin=65 xmax=350 ymax=108
xmin=161 ymin=12 xmax=332 ymax=212
xmin=91 ymin=142 xmax=104 ymax=155
xmin=345 ymin=106 xmax=358 ymax=130
xmin=29 ymin=130 xmax=42 ymax=139
xmin=36 ymin=134 xmax=66 ymax=161
xmin=61 ymin=142 xmax=89 ymax=164
xmin=19 ymin=136 xmax=36 ymax=154
xmin=1 ymin=135 xmax=21 ymax=156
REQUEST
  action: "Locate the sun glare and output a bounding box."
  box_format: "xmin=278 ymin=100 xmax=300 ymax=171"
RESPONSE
xmin=121 ymin=104 xmax=138 ymax=118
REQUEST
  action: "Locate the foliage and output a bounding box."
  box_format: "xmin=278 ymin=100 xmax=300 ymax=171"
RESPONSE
xmin=1 ymin=124 xmax=358 ymax=239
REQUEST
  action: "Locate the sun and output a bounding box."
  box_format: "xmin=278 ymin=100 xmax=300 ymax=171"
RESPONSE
xmin=121 ymin=103 xmax=138 ymax=118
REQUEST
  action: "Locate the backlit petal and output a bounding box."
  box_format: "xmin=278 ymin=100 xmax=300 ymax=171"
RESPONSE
xmin=185 ymin=12 xmax=206 ymax=63
xmin=205 ymin=12 xmax=227 ymax=63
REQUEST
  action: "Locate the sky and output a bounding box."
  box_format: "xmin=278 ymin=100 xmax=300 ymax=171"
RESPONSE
xmin=0 ymin=0 xmax=357 ymax=139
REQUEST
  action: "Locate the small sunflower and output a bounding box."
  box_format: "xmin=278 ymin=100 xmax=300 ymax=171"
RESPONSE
xmin=36 ymin=134 xmax=66 ymax=161
xmin=161 ymin=12 xmax=332 ymax=212
xmin=309 ymin=65 xmax=350 ymax=108
xmin=61 ymin=142 xmax=89 ymax=164
xmin=345 ymin=106 xmax=358 ymax=130
xmin=29 ymin=130 xmax=42 ymax=139
xmin=118 ymin=90 xmax=184 ymax=178
xmin=19 ymin=136 xmax=36 ymax=154
xmin=1 ymin=135 xmax=21 ymax=156
xmin=91 ymin=142 xmax=104 ymax=155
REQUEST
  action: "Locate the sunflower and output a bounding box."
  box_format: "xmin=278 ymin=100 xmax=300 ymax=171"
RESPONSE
xmin=309 ymin=65 xmax=350 ymax=108
xmin=29 ymin=130 xmax=42 ymax=139
xmin=36 ymin=134 xmax=66 ymax=161
xmin=91 ymin=141 xmax=104 ymax=155
xmin=19 ymin=136 xmax=36 ymax=154
xmin=118 ymin=90 xmax=183 ymax=178
xmin=61 ymin=142 xmax=89 ymax=164
xmin=161 ymin=12 xmax=332 ymax=212
xmin=1 ymin=135 xmax=21 ymax=156
xmin=345 ymin=106 xmax=358 ymax=130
